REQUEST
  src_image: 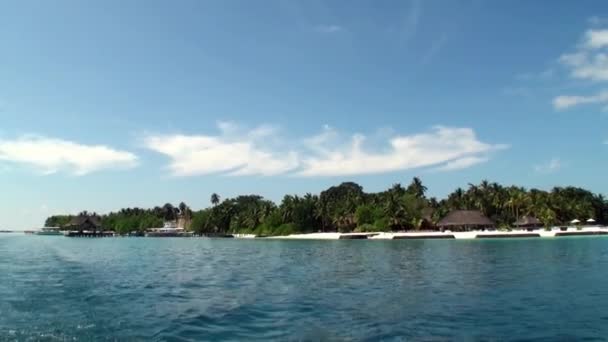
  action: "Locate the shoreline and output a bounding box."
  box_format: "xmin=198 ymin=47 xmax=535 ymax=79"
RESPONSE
xmin=259 ymin=227 xmax=608 ymax=240
xmin=18 ymin=227 xmax=608 ymax=240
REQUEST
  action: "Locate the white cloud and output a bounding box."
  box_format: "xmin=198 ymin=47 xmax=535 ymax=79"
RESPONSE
xmin=143 ymin=123 xmax=298 ymax=177
xmin=554 ymin=27 xmax=608 ymax=110
xmin=534 ymin=158 xmax=561 ymax=174
xmin=585 ymin=29 xmax=608 ymax=49
xmin=297 ymin=126 xmax=505 ymax=177
xmin=314 ymin=25 xmax=344 ymax=33
xmin=558 ymin=30 xmax=608 ymax=82
xmin=560 ymin=51 xmax=608 ymax=81
xmin=433 ymin=156 xmax=489 ymax=172
xmin=0 ymin=136 xmax=138 ymax=175
xmin=553 ymin=90 xmax=608 ymax=110
xmin=146 ymin=124 xmax=506 ymax=177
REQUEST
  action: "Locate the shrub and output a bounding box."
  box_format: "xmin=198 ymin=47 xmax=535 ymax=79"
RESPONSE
xmin=253 ymin=224 xmax=272 ymax=236
xmin=273 ymin=223 xmax=297 ymax=236
xmin=338 ymin=225 xmax=354 ymax=233
xmin=264 ymin=211 xmax=283 ymax=228
xmin=355 ymin=205 xmax=375 ymax=225
xmin=354 ymin=223 xmax=385 ymax=232
xmin=373 ymin=217 xmax=390 ymax=231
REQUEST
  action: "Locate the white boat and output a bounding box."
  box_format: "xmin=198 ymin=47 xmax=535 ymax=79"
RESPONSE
xmin=146 ymin=221 xmax=192 ymax=237
xmin=34 ymin=227 xmax=63 ymax=236
xmin=146 ymin=227 xmax=191 ymax=237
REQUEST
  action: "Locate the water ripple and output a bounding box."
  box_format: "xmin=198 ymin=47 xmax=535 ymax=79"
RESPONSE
xmin=2 ymin=235 xmax=608 ymax=340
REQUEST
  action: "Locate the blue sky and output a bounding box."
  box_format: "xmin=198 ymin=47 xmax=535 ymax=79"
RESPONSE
xmin=2 ymin=0 xmax=608 ymax=229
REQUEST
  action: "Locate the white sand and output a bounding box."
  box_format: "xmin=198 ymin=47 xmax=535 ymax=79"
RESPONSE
xmin=265 ymin=232 xmax=343 ymax=240
xmin=252 ymin=227 xmax=608 ymax=240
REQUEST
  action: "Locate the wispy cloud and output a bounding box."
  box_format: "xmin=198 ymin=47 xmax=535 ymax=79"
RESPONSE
xmin=143 ymin=122 xmax=298 ymax=177
xmin=298 ymin=126 xmax=506 ymax=177
xmin=400 ymin=0 xmax=421 ymax=42
xmin=553 ymin=90 xmax=608 ymax=110
xmin=145 ymin=123 xmax=506 ymax=177
xmin=589 ymin=16 xmax=608 ymax=27
xmin=552 ymin=25 xmax=608 ymax=110
xmin=314 ymin=25 xmax=344 ymax=34
xmin=534 ymin=158 xmax=562 ymax=174
xmin=421 ymin=33 xmax=447 ymax=65
xmin=433 ymin=156 xmax=489 ymax=172
xmin=516 ymin=68 xmax=555 ymax=81
xmin=0 ymin=136 xmax=138 ymax=175
xmin=558 ymin=29 xmax=608 ymax=81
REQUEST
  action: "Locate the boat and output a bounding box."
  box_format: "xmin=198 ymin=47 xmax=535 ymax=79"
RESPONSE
xmin=146 ymin=222 xmax=192 ymax=237
xmin=146 ymin=227 xmax=192 ymax=237
xmin=34 ymin=227 xmax=63 ymax=236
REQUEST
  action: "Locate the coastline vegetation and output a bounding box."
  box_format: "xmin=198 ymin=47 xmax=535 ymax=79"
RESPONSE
xmin=45 ymin=178 xmax=608 ymax=236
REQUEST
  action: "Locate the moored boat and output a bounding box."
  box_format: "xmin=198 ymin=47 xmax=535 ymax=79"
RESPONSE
xmin=146 ymin=222 xmax=192 ymax=237
xmin=34 ymin=227 xmax=63 ymax=236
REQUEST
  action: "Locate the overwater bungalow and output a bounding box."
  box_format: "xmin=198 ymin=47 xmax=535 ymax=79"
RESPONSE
xmin=513 ymin=216 xmax=542 ymax=231
xmin=437 ymin=210 xmax=494 ymax=231
xmin=66 ymin=216 xmax=102 ymax=231
xmin=65 ymin=216 xmax=113 ymax=237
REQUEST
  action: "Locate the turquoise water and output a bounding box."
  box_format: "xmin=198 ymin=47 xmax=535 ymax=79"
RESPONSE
xmin=2 ymin=234 xmax=608 ymax=340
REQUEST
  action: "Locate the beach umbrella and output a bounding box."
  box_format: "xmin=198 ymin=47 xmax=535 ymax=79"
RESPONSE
xmin=570 ymin=219 xmax=581 ymax=224
xmin=587 ymin=218 xmax=596 ymax=223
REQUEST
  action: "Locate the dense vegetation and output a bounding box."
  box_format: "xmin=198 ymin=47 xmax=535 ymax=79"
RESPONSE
xmin=45 ymin=178 xmax=608 ymax=235
xmin=45 ymin=203 xmax=193 ymax=235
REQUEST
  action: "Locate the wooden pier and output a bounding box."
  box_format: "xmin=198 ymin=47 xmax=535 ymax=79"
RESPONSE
xmin=476 ymin=233 xmax=541 ymax=238
xmin=65 ymin=231 xmax=114 ymax=238
xmin=555 ymin=231 xmax=608 ymax=237
xmin=393 ymin=234 xmax=455 ymax=239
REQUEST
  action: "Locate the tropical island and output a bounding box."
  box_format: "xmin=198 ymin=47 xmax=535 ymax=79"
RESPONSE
xmin=43 ymin=178 xmax=608 ymax=237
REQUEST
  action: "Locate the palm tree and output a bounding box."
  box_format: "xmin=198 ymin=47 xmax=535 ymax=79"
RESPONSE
xmin=161 ymin=203 xmax=176 ymax=221
xmin=280 ymin=195 xmax=295 ymax=223
xmin=390 ymin=183 xmax=406 ymax=197
xmin=448 ymin=187 xmax=466 ymax=209
xmin=384 ymin=191 xmax=405 ymax=230
xmin=211 ymin=193 xmax=220 ymax=206
xmin=539 ymin=207 xmax=557 ymax=229
xmin=407 ymin=177 xmax=427 ymax=198
xmin=178 ymin=202 xmax=187 ymax=216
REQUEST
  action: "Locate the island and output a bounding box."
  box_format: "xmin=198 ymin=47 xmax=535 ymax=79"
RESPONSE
xmin=39 ymin=178 xmax=608 ymax=239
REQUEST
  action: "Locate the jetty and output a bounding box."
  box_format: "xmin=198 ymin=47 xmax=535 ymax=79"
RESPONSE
xmin=65 ymin=230 xmax=114 ymax=237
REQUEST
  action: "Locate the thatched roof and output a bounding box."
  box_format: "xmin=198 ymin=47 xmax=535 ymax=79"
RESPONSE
xmin=437 ymin=210 xmax=494 ymax=227
xmin=68 ymin=216 xmax=101 ymax=228
xmin=513 ymin=215 xmax=541 ymax=227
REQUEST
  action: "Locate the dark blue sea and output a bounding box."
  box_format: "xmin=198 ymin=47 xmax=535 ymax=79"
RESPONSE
xmin=2 ymin=234 xmax=608 ymax=341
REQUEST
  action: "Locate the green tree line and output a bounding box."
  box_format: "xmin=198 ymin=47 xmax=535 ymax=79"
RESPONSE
xmin=45 ymin=202 xmax=193 ymax=235
xmin=45 ymin=178 xmax=608 ymax=235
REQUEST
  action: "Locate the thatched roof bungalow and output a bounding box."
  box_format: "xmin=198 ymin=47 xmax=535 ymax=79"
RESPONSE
xmin=513 ymin=216 xmax=541 ymax=229
xmin=437 ymin=210 xmax=494 ymax=231
xmin=65 ymin=216 xmax=102 ymax=231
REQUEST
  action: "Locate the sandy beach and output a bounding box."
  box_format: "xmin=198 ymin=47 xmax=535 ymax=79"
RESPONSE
xmin=259 ymin=227 xmax=608 ymax=240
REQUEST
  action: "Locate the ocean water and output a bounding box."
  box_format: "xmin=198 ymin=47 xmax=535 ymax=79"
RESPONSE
xmin=2 ymin=234 xmax=608 ymax=341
